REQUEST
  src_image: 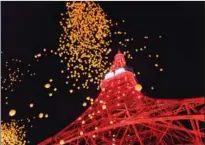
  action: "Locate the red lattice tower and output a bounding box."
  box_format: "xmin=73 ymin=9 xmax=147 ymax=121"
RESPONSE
xmin=39 ymin=51 xmax=205 ymax=145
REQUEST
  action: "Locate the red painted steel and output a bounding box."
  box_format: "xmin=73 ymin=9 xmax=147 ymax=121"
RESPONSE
xmin=38 ymin=51 xmax=205 ymax=145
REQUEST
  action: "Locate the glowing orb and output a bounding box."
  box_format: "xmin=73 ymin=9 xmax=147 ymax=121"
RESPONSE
xmin=60 ymin=140 xmax=65 ymax=145
xmin=44 ymin=83 xmax=51 ymax=89
xmin=9 ymin=109 xmax=16 ymax=117
xmin=86 ymin=96 xmax=90 ymax=100
xmin=135 ymin=84 xmax=142 ymax=91
xmin=82 ymin=120 xmax=85 ymax=124
xmin=155 ymin=63 xmax=159 ymax=67
xmin=45 ymin=114 xmax=49 ymax=118
xmin=80 ymin=131 xmax=83 ymax=136
xmin=82 ymin=102 xmax=87 ymax=107
xmin=69 ymin=89 xmax=73 ymax=93
xmin=102 ymin=105 xmax=107 ymax=110
xmin=54 ymin=88 xmax=57 ymax=91
xmin=39 ymin=113 xmax=44 ymax=119
xmin=29 ymin=103 xmax=34 ymax=108
xmin=49 ymin=93 xmax=53 ymax=97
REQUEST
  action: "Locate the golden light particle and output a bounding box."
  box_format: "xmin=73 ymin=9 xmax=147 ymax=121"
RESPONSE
xmin=160 ymin=68 xmax=163 ymax=72
xmin=49 ymin=79 xmax=53 ymax=82
xmin=69 ymin=89 xmax=73 ymax=93
xmin=29 ymin=103 xmax=34 ymax=108
xmin=155 ymin=63 xmax=159 ymax=67
xmin=156 ymin=54 xmax=159 ymax=58
xmin=9 ymin=109 xmax=16 ymax=117
xmin=45 ymin=114 xmax=49 ymax=118
xmin=86 ymin=96 xmax=90 ymax=100
xmin=80 ymin=131 xmax=84 ymax=136
xmin=60 ymin=140 xmax=65 ymax=145
xmin=44 ymin=83 xmax=51 ymax=89
xmin=39 ymin=113 xmax=44 ymax=119
xmin=54 ymin=88 xmax=57 ymax=91
xmin=82 ymin=120 xmax=85 ymax=124
xmin=49 ymin=93 xmax=53 ymax=97
xmin=102 ymin=104 xmax=107 ymax=110
xmin=135 ymin=84 xmax=142 ymax=91
xmin=82 ymin=102 xmax=87 ymax=107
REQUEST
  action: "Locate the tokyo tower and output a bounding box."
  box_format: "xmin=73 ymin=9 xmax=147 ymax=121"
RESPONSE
xmin=38 ymin=51 xmax=205 ymax=145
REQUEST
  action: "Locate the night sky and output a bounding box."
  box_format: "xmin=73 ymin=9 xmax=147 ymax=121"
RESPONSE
xmin=1 ymin=1 xmax=204 ymax=144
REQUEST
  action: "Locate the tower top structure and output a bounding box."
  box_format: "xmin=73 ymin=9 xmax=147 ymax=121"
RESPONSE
xmin=110 ymin=50 xmax=126 ymax=71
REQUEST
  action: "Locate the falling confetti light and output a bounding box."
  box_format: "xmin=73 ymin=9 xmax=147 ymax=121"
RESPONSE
xmin=44 ymin=83 xmax=51 ymax=89
xmin=82 ymin=102 xmax=87 ymax=107
xmin=135 ymin=84 xmax=142 ymax=91
xmin=2 ymin=58 xmax=35 ymax=92
xmin=9 ymin=109 xmax=16 ymax=117
xmin=29 ymin=103 xmax=34 ymax=108
xmin=1 ymin=120 xmax=27 ymax=145
xmin=155 ymin=63 xmax=159 ymax=67
xmin=39 ymin=113 xmax=44 ymax=119
xmin=60 ymin=140 xmax=65 ymax=145
xmin=45 ymin=114 xmax=49 ymax=118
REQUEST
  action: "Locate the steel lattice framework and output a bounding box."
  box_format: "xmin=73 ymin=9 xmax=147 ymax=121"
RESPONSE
xmin=38 ymin=52 xmax=205 ymax=145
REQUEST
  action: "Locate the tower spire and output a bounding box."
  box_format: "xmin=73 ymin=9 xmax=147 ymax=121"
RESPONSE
xmin=110 ymin=51 xmax=126 ymax=71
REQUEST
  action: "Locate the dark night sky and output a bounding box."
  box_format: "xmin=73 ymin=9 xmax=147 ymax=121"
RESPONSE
xmin=1 ymin=2 xmax=204 ymax=144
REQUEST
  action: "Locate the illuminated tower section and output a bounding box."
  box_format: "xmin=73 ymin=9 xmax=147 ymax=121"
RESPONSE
xmin=38 ymin=51 xmax=205 ymax=145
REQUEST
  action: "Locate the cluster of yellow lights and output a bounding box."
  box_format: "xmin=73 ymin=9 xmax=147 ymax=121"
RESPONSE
xmin=57 ymin=1 xmax=112 ymax=93
xmin=44 ymin=79 xmax=57 ymax=97
xmin=113 ymin=20 xmax=134 ymax=60
xmin=34 ymin=48 xmax=56 ymax=62
xmin=82 ymin=96 xmax=94 ymax=107
xmin=2 ymin=59 xmax=35 ymax=92
xmin=1 ymin=120 xmax=27 ymax=145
